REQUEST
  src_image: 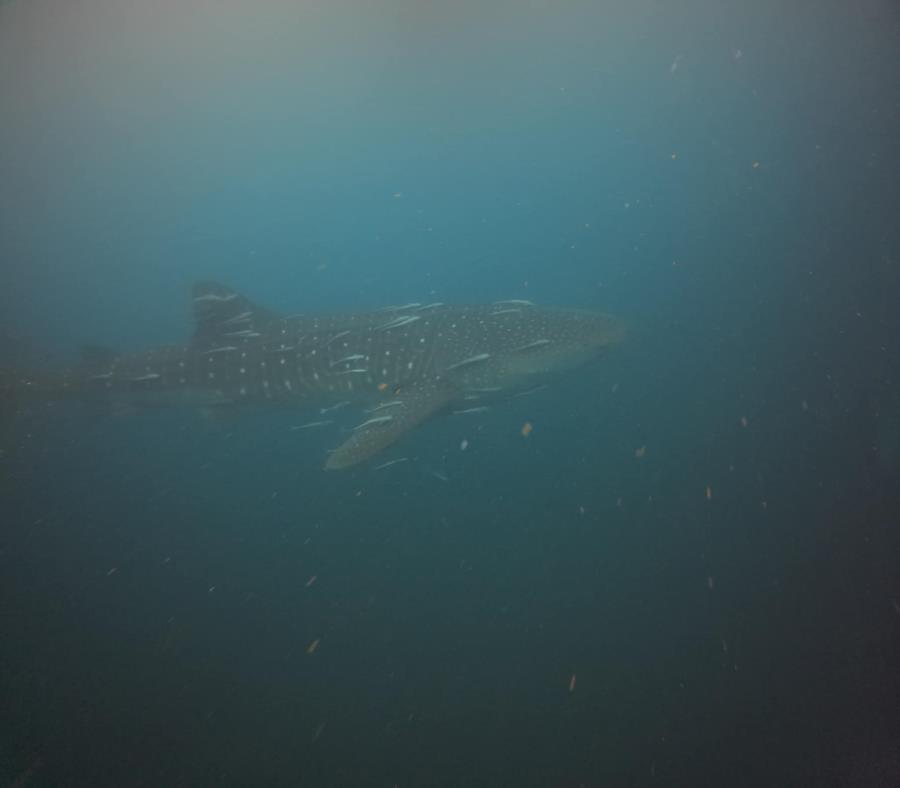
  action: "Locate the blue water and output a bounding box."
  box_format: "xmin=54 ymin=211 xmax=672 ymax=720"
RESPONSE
xmin=2 ymin=0 xmax=900 ymax=785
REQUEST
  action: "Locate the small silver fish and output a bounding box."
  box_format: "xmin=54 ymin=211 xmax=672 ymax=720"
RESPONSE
xmin=374 ymin=457 xmax=410 ymax=470
xmin=290 ymin=420 xmax=334 ymax=430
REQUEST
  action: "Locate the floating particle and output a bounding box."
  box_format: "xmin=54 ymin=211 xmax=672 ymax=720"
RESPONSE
xmin=305 ymin=575 xmax=317 ymax=588
xmin=106 ymin=567 xmax=118 ymax=576
xmin=740 ymin=416 xmax=748 ymax=428
xmin=706 ymin=485 xmax=713 ymax=500
xmin=801 ymin=400 xmax=808 ymax=411
xmin=752 ymin=161 xmax=760 ymax=169
xmin=521 ymin=422 xmax=533 ymax=437
xmin=670 ymin=153 xmax=677 ymax=160
xmin=611 ymin=382 xmax=619 ymax=393
xmin=634 ymin=445 xmax=646 ymax=458
xmin=307 ymin=638 xmax=320 ymax=655
xmin=707 ymin=575 xmax=715 ymax=590
xmin=569 ymin=673 xmax=577 ymax=692
xmin=377 ymin=382 xmax=389 ymax=392
xmin=722 ymin=639 xmax=729 ymax=653
xmin=460 ymin=439 xmax=469 ymax=451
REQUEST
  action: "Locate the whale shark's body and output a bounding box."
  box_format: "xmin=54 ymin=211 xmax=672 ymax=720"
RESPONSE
xmin=3 ymin=282 xmax=625 ymax=469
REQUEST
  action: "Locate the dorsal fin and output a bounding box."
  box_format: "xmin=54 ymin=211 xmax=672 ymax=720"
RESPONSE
xmin=191 ymin=281 xmax=280 ymax=346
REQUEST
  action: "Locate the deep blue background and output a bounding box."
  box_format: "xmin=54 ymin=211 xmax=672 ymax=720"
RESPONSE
xmin=2 ymin=0 xmax=899 ymax=785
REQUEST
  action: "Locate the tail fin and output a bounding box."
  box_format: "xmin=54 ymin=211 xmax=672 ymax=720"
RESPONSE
xmin=0 ymin=330 xmax=38 ymax=433
xmin=0 ymin=335 xmax=103 ymax=441
xmin=0 ymin=370 xmax=23 ymax=441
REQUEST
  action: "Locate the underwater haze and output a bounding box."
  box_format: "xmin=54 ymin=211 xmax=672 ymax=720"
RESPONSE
xmin=2 ymin=0 xmax=900 ymax=785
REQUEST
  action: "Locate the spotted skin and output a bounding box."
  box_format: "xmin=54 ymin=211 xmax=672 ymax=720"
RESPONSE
xmin=64 ymin=282 xmax=625 ymax=468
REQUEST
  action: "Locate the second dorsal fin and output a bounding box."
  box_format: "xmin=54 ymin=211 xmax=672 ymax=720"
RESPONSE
xmin=79 ymin=344 xmax=119 ymax=370
xmin=191 ymin=281 xmax=279 ymax=345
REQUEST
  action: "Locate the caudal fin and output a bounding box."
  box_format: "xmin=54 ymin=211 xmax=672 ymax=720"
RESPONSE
xmin=0 ymin=371 xmax=23 ymax=441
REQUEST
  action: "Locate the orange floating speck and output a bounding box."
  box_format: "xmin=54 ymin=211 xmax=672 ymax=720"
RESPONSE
xmin=569 ymin=673 xmax=577 ymax=692
xmin=307 ymin=638 xmax=320 ymax=654
xmin=521 ymin=422 xmax=533 ymax=437
xmin=377 ymin=382 xmax=389 ymax=392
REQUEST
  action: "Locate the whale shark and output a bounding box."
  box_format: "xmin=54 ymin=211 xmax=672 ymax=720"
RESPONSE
xmin=2 ymin=281 xmax=625 ymax=469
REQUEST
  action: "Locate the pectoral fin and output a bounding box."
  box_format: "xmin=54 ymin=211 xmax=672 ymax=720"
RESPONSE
xmin=325 ymin=378 xmax=457 ymax=470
